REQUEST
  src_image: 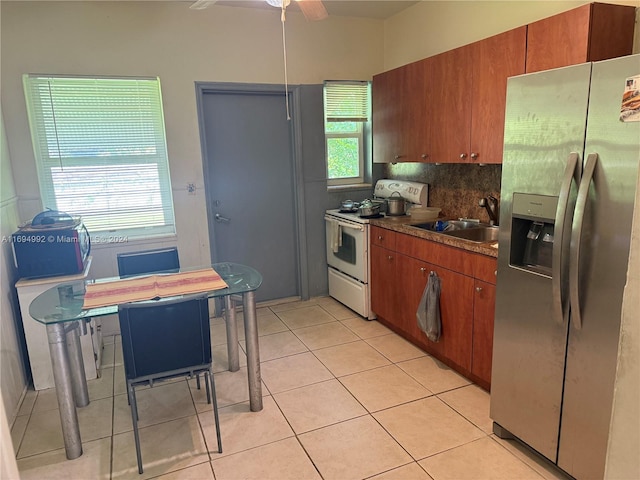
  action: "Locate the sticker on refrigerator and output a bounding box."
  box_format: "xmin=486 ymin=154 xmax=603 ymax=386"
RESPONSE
xmin=620 ymin=74 xmax=640 ymax=122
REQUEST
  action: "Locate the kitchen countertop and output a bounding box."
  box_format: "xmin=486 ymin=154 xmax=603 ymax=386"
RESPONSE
xmin=370 ymin=216 xmax=499 ymax=258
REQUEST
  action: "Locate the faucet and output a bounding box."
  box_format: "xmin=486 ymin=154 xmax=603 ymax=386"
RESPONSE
xmin=479 ymin=195 xmax=499 ymax=226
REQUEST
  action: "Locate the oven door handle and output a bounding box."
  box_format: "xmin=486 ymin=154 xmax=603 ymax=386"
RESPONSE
xmin=324 ymin=215 xmax=365 ymax=232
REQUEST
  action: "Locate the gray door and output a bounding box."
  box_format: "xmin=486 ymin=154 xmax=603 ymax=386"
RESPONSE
xmin=200 ymin=88 xmax=299 ymax=302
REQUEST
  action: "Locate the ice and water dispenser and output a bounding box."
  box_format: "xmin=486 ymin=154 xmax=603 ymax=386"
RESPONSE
xmin=509 ymin=193 xmax=558 ymax=276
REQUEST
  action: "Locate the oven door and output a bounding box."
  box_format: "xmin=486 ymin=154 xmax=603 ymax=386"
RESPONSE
xmin=325 ymin=215 xmax=368 ymax=282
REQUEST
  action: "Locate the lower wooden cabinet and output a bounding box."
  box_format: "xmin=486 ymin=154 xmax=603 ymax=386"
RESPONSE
xmin=370 ymin=226 xmax=496 ymax=390
xmin=370 ymin=244 xmax=397 ymax=322
xmin=472 ymin=280 xmax=496 ymax=388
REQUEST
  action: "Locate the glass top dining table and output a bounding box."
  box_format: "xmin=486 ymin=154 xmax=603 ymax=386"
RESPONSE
xmin=30 ymin=262 xmax=262 ymax=324
xmin=29 ymin=262 xmax=263 ymax=460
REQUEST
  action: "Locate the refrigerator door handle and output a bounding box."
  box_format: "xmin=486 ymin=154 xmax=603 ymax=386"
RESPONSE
xmin=552 ymin=152 xmax=580 ymax=326
xmin=569 ymin=152 xmax=598 ymax=330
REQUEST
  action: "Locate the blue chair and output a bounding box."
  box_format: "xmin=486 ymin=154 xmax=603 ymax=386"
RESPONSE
xmin=116 ymin=247 xmax=180 ymax=278
xmin=116 ymin=247 xmax=209 ymax=393
xmin=118 ymin=295 xmax=222 ymax=474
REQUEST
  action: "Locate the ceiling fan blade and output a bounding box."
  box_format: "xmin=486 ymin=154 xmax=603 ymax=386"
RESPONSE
xmin=190 ymin=0 xmax=217 ymax=10
xmin=296 ymin=0 xmax=328 ymax=21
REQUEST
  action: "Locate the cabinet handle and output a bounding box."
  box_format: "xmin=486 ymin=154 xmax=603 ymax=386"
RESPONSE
xmin=421 ymin=153 xmax=428 ymax=160
xmin=387 ymin=255 xmax=393 ymax=261
xmin=378 ymin=235 xmax=383 ymax=241
xmin=470 ymin=152 xmax=479 ymax=160
xmin=394 ymin=154 xmax=403 ymax=160
xmin=460 ymin=153 xmax=468 ymax=159
xmin=476 ymin=286 xmax=483 ymax=292
xmin=420 ymin=267 xmax=427 ymax=272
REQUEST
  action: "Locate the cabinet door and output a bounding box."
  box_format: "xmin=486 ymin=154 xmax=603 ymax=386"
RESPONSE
xmin=395 ymin=253 xmax=428 ymax=340
xmin=526 ymin=4 xmax=591 ymax=73
xmin=404 ymin=58 xmax=431 ymax=162
xmin=370 ymin=244 xmax=397 ymax=322
xmin=430 ymin=45 xmax=472 ymax=163
xmin=470 ymin=27 xmax=526 ymax=165
xmin=371 ymin=225 xmax=396 ymax=250
xmin=525 ymin=3 xmax=635 ymax=74
xmin=373 ymin=67 xmax=404 ymax=163
xmin=472 ymin=280 xmax=496 ymax=388
xmin=405 ymin=259 xmax=474 ymax=371
xmin=373 ymin=60 xmax=430 ymax=163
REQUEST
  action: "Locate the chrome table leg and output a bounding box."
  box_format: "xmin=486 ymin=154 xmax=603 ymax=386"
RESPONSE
xmin=65 ymin=321 xmax=89 ymax=407
xmin=47 ymin=323 xmax=82 ymax=459
xmin=242 ymin=291 xmax=262 ymax=411
xmin=224 ymin=296 xmax=240 ymax=372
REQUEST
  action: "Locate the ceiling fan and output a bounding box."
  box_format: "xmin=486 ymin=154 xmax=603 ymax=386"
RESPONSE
xmin=190 ymin=0 xmax=329 ymax=22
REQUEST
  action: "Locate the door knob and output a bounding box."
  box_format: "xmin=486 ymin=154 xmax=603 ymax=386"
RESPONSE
xmin=214 ymin=213 xmax=230 ymax=223
xmin=470 ymin=152 xmax=479 ymax=160
xmin=476 ymin=286 xmax=483 ymax=292
xmin=460 ymin=153 xmax=468 ymax=159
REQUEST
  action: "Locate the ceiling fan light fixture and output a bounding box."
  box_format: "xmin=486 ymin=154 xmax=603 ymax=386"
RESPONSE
xmin=189 ymin=0 xmax=217 ymax=10
xmin=265 ymin=0 xmax=290 ymax=8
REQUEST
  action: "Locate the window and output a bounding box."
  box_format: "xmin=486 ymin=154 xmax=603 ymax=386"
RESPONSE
xmin=23 ymin=75 xmax=175 ymax=241
xmin=323 ymin=81 xmax=370 ymax=186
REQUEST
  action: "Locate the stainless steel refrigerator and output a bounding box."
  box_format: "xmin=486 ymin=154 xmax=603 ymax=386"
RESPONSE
xmin=490 ymin=54 xmax=640 ymax=480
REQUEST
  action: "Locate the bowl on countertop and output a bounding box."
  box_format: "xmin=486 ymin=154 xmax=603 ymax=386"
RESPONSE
xmin=408 ymin=206 xmax=441 ymax=222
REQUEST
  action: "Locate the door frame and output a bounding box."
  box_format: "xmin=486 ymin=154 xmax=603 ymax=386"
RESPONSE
xmin=195 ymin=82 xmax=309 ymax=300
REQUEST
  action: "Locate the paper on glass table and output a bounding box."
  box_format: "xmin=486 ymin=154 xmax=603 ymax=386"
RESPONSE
xmin=82 ymin=268 xmax=228 ymax=309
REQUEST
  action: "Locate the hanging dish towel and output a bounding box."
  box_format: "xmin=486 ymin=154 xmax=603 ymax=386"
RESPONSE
xmin=416 ymin=271 xmax=442 ymax=342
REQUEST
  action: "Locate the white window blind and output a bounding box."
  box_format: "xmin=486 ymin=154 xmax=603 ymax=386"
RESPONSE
xmin=23 ymin=75 xmax=175 ymax=239
xmin=323 ymin=81 xmax=370 ymax=122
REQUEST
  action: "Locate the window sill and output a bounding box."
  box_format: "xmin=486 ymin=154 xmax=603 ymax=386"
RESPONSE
xmin=327 ymin=183 xmax=373 ymax=192
xmin=90 ymin=232 xmax=178 ymax=250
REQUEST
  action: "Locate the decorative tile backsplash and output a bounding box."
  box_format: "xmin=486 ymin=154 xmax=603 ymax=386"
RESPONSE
xmin=383 ymin=163 xmax=501 ymax=223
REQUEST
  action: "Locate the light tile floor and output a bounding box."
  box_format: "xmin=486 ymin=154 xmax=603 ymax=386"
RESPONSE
xmin=11 ymin=296 xmax=573 ymax=480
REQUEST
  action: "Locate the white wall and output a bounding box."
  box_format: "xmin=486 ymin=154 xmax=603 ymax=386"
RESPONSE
xmin=1 ymin=106 xmax=28 ymax=429
xmin=0 ymin=0 xmax=384 ymax=277
xmin=384 ymin=0 xmax=640 ymax=70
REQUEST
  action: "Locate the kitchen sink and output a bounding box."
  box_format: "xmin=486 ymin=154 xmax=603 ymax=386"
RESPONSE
xmin=441 ymin=226 xmax=499 ymax=243
xmin=411 ymin=220 xmax=499 ymax=243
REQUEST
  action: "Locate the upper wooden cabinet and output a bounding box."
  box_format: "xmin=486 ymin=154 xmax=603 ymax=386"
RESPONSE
xmin=372 ymin=2 xmax=635 ymax=164
xmin=526 ymin=2 xmax=636 ymax=73
xmin=430 ymin=27 xmax=526 ymax=164
xmin=372 ymin=66 xmax=403 ymax=163
xmin=374 ymin=26 xmax=526 ymax=164
xmin=372 ymin=59 xmax=430 ymax=163
xmin=429 ymin=45 xmax=473 ymax=164
xmin=470 ymin=27 xmax=527 ymax=165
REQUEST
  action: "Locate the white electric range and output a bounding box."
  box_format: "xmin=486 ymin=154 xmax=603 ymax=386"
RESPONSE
xmin=324 ymin=179 xmax=429 ymax=319
xmin=324 ymin=208 xmax=377 ymax=319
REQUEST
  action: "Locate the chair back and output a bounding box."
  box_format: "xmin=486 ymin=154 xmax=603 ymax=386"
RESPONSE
xmin=117 ymin=247 xmax=180 ymax=278
xmin=118 ymin=295 xmax=211 ymax=380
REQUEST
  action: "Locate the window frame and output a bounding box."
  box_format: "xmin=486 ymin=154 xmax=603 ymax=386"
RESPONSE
xmin=323 ymin=80 xmax=371 ymax=187
xmin=23 ymin=74 xmax=176 ymax=242
xmin=325 ymin=122 xmax=365 ymax=186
